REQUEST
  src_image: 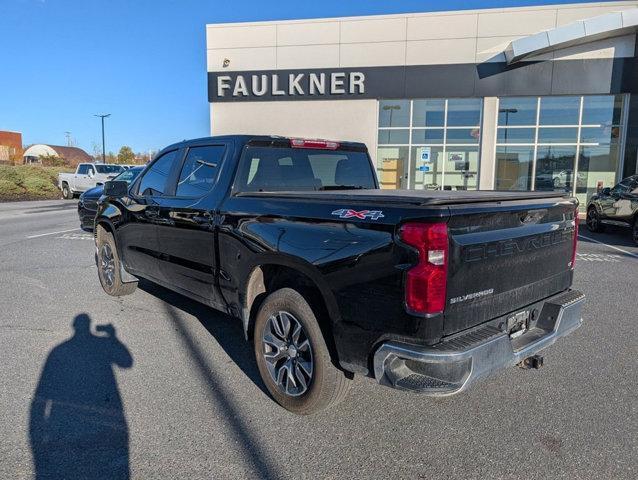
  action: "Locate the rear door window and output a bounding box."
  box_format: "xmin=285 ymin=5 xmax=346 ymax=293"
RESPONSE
xmin=175 ymin=145 xmax=226 ymax=197
xmin=77 ymin=164 xmax=90 ymax=175
xmin=137 ymin=150 xmax=179 ymax=196
xmin=234 ymin=147 xmax=375 ymax=192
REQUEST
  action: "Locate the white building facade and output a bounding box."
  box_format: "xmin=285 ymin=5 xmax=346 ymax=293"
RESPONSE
xmin=207 ymin=1 xmax=638 ymax=208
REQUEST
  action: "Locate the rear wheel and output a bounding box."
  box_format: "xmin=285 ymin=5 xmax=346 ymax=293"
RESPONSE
xmin=586 ymin=207 xmax=604 ymax=233
xmin=61 ymin=183 xmax=73 ymax=200
xmin=253 ymin=288 xmax=350 ymax=415
xmin=96 ymin=225 xmax=137 ymax=296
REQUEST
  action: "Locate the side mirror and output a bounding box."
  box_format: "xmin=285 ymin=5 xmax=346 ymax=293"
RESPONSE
xmin=601 ymin=187 xmax=611 ymax=196
xmin=88 ymin=170 xmax=95 ymax=178
xmin=104 ymin=180 xmax=128 ymax=198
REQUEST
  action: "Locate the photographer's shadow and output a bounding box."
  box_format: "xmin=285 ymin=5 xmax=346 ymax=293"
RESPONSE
xmin=29 ymin=314 xmax=133 ymax=480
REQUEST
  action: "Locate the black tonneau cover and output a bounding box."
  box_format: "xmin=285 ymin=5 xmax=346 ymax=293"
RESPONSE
xmin=235 ymin=189 xmax=571 ymax=206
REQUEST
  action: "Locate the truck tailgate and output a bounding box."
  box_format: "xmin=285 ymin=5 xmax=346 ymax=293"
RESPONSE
xmin=444 ymin=197 xmax=577 ymax=335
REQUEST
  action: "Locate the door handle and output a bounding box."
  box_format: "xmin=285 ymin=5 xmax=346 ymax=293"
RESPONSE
xmin=193 ymin=214 xmax=212 ymax=225
xmin=145 ymin=208 xmax=160 ymax=218
xmin=192 ymin=213 xmax=215 ymax=230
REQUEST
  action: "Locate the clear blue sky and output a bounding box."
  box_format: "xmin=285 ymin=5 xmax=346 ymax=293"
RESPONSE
xmin=0 ymin=0 xmax=609 ymax=155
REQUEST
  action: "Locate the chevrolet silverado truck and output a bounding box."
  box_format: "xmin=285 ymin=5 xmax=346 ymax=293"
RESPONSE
xmin=58 ymin=163 xmax=124 ymax=199
xmin=94 ymin=135 xmax=583 ymax=414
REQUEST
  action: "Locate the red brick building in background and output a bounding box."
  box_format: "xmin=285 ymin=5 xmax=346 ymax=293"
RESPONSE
xmin=0 ymin=131 xmax=23 ymax=165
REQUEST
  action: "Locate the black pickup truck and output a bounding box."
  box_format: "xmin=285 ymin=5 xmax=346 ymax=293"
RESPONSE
xmin=95 ymin=135 xmax=584 ymax=414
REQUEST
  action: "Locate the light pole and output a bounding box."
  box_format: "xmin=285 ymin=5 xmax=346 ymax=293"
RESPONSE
xmin=382 ymin=104 xmax=401 ymax=127
xmin=94 ymin=114 xmax=111 ymax=163
xmin=498 ymin=108 xmax=517 ymax=143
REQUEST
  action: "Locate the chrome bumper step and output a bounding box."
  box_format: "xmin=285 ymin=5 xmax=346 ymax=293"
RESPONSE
xmin=374 ymin=289 xmax=585 ymax=395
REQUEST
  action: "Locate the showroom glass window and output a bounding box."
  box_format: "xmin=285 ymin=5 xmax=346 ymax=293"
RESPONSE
xmin=495 ymin=95 xmax=626 ymax=206
xmin=377 ymin=98 xmax=482 ymax=190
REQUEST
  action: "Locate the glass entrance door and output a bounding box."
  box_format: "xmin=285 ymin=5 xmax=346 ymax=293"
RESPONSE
xmin=377 ymin=146 xmax=408 ymax=189
xmin=410 ymin=146 xmax=444 ymax=190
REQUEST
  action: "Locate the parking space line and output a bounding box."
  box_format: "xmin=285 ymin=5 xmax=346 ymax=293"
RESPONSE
xmin=578 ymin=234 xmax=638 ymax=259
xmin=26 ymin=228 xmax=80 ymax=239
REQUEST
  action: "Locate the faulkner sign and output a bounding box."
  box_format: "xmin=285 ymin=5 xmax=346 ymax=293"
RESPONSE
xmin=208 ymin=69 xmax=370 ymax=102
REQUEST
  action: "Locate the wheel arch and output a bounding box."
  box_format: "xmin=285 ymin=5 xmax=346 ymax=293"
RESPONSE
xmin=95 ymin=216 xmax=116 ymax=239
xmin=95 ymin=217 xmax=137 ymax=284
xmin=242 ymin=261 xmax=342 ymax=367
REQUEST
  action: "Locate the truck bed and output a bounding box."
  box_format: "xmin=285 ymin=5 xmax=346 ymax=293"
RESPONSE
xmin=234 ymin=186 xmax=578 ymax=338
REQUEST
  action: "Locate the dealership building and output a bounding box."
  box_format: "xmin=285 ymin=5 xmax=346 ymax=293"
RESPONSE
xmin=207 ymin=1 xmax=638 ymax=208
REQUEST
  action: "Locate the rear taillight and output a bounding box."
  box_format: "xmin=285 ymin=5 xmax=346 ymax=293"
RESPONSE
xmin=571 ymin=207 xmax=579 ymax=269
xmin=290 ymin=138 xmax=340 ymax=150
xmin=400 ymin=222 xmax=449 ymax=315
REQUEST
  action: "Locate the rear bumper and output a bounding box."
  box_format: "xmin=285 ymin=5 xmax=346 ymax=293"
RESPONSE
xmin=373 ymin=289 xmax=584 ymax=395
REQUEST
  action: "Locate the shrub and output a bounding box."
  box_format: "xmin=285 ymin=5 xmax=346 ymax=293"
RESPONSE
xmin=0 ymin=166 xmax=22 ymax=184
xmin=23 ymin=176 xmax=58 ymax=197
xmin=39 ymin=154 xmax=66 ymax=167
xmin=0 ymin=178 xmax=24 ymax=198
xmin=0 ymin=165 xmax=73 ymax=201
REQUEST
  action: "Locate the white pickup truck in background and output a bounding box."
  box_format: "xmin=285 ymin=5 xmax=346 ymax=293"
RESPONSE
xmin=58 ymin=163 xmax=125 ymax=199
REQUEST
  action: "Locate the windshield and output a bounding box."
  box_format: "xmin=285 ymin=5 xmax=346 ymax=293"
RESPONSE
xmin=113 ymin=167 xmax=143 ymax=184
xmin=234 ymin=147 xmax=376 ymax=192
xmin=95 ymin=164 xmax=124 ymax=174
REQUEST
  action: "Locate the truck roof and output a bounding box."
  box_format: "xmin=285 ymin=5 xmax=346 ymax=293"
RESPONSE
xmin=161 ymin=135 xmax=367 ymax=152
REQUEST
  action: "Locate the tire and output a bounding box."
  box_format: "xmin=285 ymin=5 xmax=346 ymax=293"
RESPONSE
xmin=632 ymin=217 xmax=638 ymax=245
xmin=95 ymin=225 xmax=137 ymax=296
xmin=586 ymin=207 xmax=605 ymax=233
xmin=553 ymin=177 xmax=561 ymax=189
xmin=253 ymin=288 xmax=351 ymax=415
xmin=61 ymin=183 xmax=73 ymax=200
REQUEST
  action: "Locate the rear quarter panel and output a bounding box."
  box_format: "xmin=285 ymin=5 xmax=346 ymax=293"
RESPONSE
xmin=58 ymin=173 xmax=74 ymax=188
xmin=218 ymin=195 xmax=449 ymax=373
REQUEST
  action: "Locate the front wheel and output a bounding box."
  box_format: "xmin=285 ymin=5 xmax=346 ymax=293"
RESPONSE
xmin=253 ymin=288 xmax=351 ymax=415
xmin=586 ymin=207 xmax=604 ymax=233
xmin=61 ymin=183 xmax=73 ymax=200
xmin=95 ymin=225 xmax=137 ymax=296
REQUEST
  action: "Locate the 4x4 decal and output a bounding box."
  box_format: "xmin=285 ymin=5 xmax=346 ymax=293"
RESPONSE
xmin=331 ymin=209 xmax=385 ymax=220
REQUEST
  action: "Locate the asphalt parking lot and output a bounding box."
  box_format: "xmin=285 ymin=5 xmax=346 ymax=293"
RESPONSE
xmin=0 ymin=199 xmax=636 ymax=480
